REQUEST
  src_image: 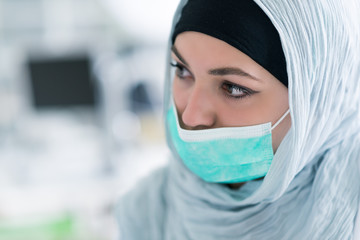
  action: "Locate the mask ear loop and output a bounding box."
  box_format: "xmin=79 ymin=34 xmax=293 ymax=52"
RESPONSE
xmin=271 ymin=109 xmax=290 ymax=131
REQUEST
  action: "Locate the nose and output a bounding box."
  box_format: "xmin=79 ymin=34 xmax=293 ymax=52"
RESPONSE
xmin=180 ymin=85 xmax=216 ymax=129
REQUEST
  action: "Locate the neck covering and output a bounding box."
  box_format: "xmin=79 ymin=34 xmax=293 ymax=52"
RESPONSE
xmin=171 ymin=0 xmax=288 ymax=87
xmin=117 ymin=1 xmax=360 ymax=239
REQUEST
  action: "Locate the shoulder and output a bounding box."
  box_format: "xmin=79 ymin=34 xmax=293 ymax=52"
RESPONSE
xmin=116 ymin=166 xmax=169 ymax=239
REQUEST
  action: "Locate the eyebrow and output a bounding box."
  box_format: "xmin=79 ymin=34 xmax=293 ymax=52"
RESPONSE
xmin=208 ymin=67 xmax=259 ymax=81
xmin=171 ymin=45 xmax=259 ymax=81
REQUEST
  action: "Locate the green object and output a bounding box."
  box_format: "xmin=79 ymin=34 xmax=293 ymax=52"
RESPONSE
xmin=0 ymin=214 xmax=75 ymax=240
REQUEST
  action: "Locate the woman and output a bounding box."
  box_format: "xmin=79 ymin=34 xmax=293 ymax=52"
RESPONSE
xmin=117 ymin=0 xmax=360 ymax=239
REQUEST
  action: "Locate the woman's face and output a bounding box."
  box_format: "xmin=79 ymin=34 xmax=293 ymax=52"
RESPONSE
xmin=171 ymin=31 xmax=291 ymax=152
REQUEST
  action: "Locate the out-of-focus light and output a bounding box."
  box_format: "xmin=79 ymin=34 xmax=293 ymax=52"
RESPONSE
xmin=111 ymin=110 xmax=141 ymax=143
xmin=101 ymin=0 xmax=179 ymax=42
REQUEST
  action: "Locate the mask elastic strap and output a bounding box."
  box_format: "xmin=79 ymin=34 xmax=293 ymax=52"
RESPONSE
xmin=271 ymin=109 xmax=290 ymax=131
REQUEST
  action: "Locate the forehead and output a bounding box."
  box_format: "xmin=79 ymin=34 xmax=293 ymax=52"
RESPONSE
xmin=173 ymin=31 xmax=249 ymax=63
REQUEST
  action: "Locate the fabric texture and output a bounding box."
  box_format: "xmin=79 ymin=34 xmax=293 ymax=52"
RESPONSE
xmin=117 ymin=0 xmax=360 ymax=239
xmin=167 ymin=105 xmax=274 ymax=183
xmin=171 ymin=0 xmax=288 ymax=87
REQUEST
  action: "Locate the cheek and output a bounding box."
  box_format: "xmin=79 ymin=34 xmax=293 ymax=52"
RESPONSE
xmin=271 ymin=114 xmax=291 ymax=152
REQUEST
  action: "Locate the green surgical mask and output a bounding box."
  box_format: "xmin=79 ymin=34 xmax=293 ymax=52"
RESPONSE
xmin=167 ymin=105 xmax=290 ymax=183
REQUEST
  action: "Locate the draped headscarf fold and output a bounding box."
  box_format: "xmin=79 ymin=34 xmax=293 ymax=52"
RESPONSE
xmin=117 ymin=0 xmax=360 ymax=239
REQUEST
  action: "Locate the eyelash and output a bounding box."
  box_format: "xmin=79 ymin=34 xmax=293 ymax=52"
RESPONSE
xmin=170 ymin=62 xmax=255 ymax=100
xmin=170 ymin=62 xmax=192 ymax=79
xmin=221 ymin=81 xmax=254 ymax=99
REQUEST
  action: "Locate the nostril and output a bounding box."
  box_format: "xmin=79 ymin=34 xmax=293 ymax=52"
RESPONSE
xmin=181 ymin=107 xmax=216 ymax=130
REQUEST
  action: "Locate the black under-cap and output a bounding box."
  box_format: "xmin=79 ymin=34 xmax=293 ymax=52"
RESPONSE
xmin=171 ymin=0 xmax=288 ymax=87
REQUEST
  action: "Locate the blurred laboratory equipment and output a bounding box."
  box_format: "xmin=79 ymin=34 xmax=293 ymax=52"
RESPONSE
xmin=0 ymin=0 xmax=178 ymax=239
xmin=93 ymin=42 xmax=171 ymax=197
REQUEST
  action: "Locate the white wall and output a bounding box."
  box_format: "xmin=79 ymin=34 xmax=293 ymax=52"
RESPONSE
xmin=101 ymin=0 xmax=179 ymax=43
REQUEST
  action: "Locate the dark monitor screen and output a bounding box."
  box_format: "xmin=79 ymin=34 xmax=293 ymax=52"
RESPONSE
xmin=28 ymin=56 xmax=96 ymax=108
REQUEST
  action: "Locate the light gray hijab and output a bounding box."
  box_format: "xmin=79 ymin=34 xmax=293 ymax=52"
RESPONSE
xmin=117 ymin=0 xmax=360 ymax=239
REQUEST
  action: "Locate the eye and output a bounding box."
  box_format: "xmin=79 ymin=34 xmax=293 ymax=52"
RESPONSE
xmin=170 ymin=62 xmax=192 ymax=80
xmin=221 ymin=81 xmax=253 ymax=99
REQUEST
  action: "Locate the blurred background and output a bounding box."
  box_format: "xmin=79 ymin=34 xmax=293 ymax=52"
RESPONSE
xmin=0 ymin=0 xmax=178 ymax=239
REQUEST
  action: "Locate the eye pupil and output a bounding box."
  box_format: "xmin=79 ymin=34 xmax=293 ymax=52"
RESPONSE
xmin=177 ymin=67 xmax=184 ymax=76
xmin=171 ymin=62 xmax=191 ymax=79
xmin=222 ymin=83 xmax=250 ymax=99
